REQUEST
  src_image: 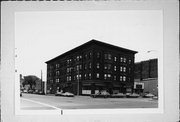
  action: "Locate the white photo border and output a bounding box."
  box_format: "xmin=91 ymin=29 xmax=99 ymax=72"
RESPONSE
xmin=1 ymin=1 xmax=179 ymax=122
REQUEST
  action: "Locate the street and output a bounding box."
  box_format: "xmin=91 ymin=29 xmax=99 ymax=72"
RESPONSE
xmin=21 ymin=93 xmax=158 ymax=110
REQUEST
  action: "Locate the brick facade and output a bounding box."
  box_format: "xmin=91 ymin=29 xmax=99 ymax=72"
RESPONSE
xmin=45 ymin=39 xmax=137 ymax=95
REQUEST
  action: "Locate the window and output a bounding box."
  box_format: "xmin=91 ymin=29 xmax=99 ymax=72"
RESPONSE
xmin=96 ymin=52 xmax=100 ymax=58
xmin=67 ymin=68 xmax=69 ymax=73
xmin=104 ymin=53 xmax=112 ymax=60
xmin=89 ymin=52 xmax=92 ymax=58
xmin=104 ymin=64 xmax=111 ymax=70
xmin=114 ymin=75 xmax=116 ymax=80
xmin=124 ymin=58 xmax=126 ymax=63
xmin=84 ymin=74 xmax=87 ymax=80
xmin=76 ymin=55 xmax=82 ymax=61
xmin=104 ymin=74 xmax=107 ymax=80
xmin=84 ymin=64 xmax=87 ymax=70
xmin=114 ymin=56 xmax=117 ymax=61
xmin=96 ymin=63 xmax=100 ymax=69
xmin=67 ymin=76 xmax=71 ymax=81
xmin=67 ymin=60 xmax=70 ymax=64
xmin=89 ymin=73 xmax=92 ymax=79
xmin=89 ymin=62 xmax=92 ymax=69
xmin=79 ymin=65 xmax=82 ymax=70
xmin=77 ymin=74 xmax=82 ymax=80
xmin=56 ymin=71 xmax=60 ymax=75
xmin=96 ymin=73 xmax=100 ymax=78
xmin=104 ymin=65 xmax=107 ymax=70
xmin=123 ymin=76 xmax=126 ymax=81
xmin=77 ymin=56 xmax=80 ymax=61
xmin=104 ymin=74 xmax=111 ymax=80
xmin=129 ymin=59 xmax=131 ymax=64
xmin=108 ymin=54 xmax=112 ymax=60
xmin=120 ymin=76 xmax=123 ymax=81
xmin=70 ymin=67 xmax=73 ymax=72
xmin=107 ymin=64 xmax=111 ymax=70
xmin=79 ymin=55 xmax=82 ymax=60
xmin=56 ymin=79 xmax=59 ymax=83
xmin=120 ymin=66 xmax=123 ymax=72
xmin=123 ymin=67 xmax=126 ymax=72
xmin=85 ymin=54 xmax=88 ymax=59
xmin=114 ymin=66 xmax=117 ymax=71
xmin=120 ymin=57 xmax=123 ymax=62
xmin=56 ymin=64 xmax=59 ymax=68
xmin=76 ymin=65 xmax=81 ymax=71
xmin=129 ymin=68 xmax=131 ymax=73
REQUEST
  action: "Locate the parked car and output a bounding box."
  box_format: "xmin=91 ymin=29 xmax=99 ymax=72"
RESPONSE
xmin=91 ymin=91 xmax=110 ymax=98
xmin=37 ymin=91 xmax=45 ymax=95
xmin=28 ymin=90 xmax=33 ymax=94
xmin=62 ymin=92 xmax=74 ymax=97
xmin=143 ymin=93 xmax=155 ymax=98
xmin=23 ymin=89 xmax=28 ymax=93
xmin=126 ymin=93 xmax=140 ymax=98
xmin=55 ymin=91 xmax=63 ymax=96
xmin=110 ymin=93 xmax=126 ymax=98
xmin=34 ymin=90 xmax=39 ymax=94
xmin=55 ymin=92 xmax=74 ymax=97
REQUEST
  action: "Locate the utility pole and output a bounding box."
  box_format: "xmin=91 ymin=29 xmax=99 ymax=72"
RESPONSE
xmin=41 ymin=70 xmax=43 ymax=93
xmin=77 ymin=65 xmax=79 ymax=96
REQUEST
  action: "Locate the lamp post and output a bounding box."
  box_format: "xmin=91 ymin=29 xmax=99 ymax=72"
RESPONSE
xmin=41 ymin=70 xmax=44 ymax=94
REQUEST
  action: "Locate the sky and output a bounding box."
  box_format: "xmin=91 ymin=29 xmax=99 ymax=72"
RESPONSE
xmin=15 ymin=10 xmax=163 ymax=81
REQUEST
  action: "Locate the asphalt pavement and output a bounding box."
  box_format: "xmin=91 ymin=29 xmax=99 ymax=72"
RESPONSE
xmin=20 ymin=93 xmax=158 ymax=110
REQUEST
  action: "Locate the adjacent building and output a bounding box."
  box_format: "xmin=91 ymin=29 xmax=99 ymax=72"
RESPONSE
xmin=45 ymin=39 xmax=137 ymax=95
xmin=134 ymin=59 xmax=158 ymax=96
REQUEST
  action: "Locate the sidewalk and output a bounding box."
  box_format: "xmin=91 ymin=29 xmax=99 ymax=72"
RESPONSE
xmin=20 ymin=98 xmax=60 ymax=110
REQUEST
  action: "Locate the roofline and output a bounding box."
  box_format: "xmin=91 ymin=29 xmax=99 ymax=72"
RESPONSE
xmin=135 ymin=58 xmax=158 ymax=64
xmin=45 ymin=39 xmax=138 ymax=63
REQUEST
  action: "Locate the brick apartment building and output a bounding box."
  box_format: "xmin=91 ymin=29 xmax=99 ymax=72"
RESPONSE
xmin=134 ymin=59 xmax=158 ymax=95
xmin=45 ymin=39 xmax=137 ymax=95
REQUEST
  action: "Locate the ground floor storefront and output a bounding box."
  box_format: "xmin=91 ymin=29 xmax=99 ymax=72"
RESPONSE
xmin=47 ymin=80 xmax=134 ymax=95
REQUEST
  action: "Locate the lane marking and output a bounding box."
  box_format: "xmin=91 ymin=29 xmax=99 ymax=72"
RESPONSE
xmin=21 ymin=98 xmax=62 ymax=111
